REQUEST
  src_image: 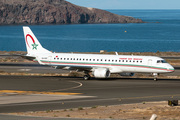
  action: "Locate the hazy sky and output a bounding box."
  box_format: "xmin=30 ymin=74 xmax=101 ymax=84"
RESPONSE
xmin=66 ymin=0 xmax=180 ymax=9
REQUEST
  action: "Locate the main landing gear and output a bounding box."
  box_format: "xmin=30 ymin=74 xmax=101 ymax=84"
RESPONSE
xmin=83 ymin=71 xmax=91 ymax=80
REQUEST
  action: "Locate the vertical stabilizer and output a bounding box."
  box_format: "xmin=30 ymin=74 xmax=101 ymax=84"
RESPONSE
xmin=23 ymin=26 xmax=51 ymax=55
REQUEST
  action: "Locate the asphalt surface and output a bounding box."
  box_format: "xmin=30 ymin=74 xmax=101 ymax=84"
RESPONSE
xmin=0 ymin=60 xmax=180 ymax=120
xmin=0 ymin=76 xmax=180 ymax=113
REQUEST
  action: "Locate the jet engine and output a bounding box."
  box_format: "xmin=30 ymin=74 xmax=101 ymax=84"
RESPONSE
xmin=92 ymin=68 xmax=110 ymax=78
xmin=119 ymin=73 xmax=135 ymax=76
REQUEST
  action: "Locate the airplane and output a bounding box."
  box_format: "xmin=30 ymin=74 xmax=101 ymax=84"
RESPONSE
xmin=22 ymin=26 xmax=175 ymax=81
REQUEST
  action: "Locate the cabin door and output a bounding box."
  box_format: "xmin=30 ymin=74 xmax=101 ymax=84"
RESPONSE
xmin=48 ymin=56 xmax=52 ymax=65
xmin=148 ymin=59 xmax=152 ymax=67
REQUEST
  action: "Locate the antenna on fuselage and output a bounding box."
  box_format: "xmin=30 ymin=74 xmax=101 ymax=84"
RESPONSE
xmin=115 ymin=52 xmax=118 ymax=55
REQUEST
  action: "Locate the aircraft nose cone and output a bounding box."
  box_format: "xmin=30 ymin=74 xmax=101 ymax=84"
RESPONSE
xmin=169 ymin=65 xmax=175 ymax=72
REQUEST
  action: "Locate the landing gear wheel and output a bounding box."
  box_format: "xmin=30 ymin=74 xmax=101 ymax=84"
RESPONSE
xmin=154 ymin=78 xmax=158 ymax=81
xmin=152 ymin=73 xmax=158 ymax=81
xmin=83 ymin=75 xmax=90 ymax=80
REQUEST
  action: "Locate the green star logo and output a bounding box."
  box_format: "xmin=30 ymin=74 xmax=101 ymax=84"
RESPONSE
xmin=32 ymin=43 xmax=38 ymax=50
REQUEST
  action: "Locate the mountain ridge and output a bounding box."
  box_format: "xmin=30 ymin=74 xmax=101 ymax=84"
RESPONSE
xmin=0 ymin=0 xmax=144 ymax=25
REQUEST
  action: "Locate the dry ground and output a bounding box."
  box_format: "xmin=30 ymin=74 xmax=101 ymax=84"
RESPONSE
xmin=3 ymin=101 xmax=180 ymax=120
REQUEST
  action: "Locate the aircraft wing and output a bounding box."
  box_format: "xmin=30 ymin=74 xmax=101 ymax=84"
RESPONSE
xmin=55 ymin=65 xmax=93 ymax=72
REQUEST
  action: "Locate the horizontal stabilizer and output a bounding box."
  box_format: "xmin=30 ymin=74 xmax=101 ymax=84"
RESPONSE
xmin=21 ymin=55 xmax=36 ymax=61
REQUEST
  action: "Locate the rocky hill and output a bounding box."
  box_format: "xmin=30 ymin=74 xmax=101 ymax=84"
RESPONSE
xmin=0 ymin=0 xmax=144 ymax=25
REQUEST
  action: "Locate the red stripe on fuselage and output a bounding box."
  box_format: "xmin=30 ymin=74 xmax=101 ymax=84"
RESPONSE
xmin=41 ymin=61 xmax=173 ymax=72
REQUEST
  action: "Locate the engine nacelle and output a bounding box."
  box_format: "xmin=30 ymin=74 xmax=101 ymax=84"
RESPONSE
xmin=92 ymin=68 xmax=110 ymax=78
xmin=119 ymin=73 xmax=135 ymax=76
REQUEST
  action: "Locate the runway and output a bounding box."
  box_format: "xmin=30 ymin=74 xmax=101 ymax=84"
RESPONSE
xmin=0 ymin=60 xmax=180 ymax=120
xmin=0 ymin=75 xmax=180 ymax=114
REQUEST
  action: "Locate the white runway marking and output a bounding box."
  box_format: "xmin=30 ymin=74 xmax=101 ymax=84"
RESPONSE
xmin=0 ymin=94 xmax=95 ymax=105
xmin=17 ymin=69 xmax=32 ymax=71
xmin=48 ymin=81 xmax=83 ymax=92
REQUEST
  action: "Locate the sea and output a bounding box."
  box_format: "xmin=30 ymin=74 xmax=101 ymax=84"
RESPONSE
xmin=0 ymin=9 xmax=180 ymax=53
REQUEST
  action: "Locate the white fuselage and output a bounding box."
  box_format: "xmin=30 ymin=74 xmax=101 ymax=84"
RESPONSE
xmin=35 ymin=53 xmax=174 ymax=74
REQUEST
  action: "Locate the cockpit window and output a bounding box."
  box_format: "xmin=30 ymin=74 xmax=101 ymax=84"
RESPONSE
xmin=157 ymin=60 xmax=167 ymax=63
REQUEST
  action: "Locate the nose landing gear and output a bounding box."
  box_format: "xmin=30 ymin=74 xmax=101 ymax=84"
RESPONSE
xmin=152 ymin=73 xmax=158 ymax=81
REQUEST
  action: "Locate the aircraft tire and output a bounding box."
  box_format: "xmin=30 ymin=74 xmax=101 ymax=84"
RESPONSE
xmin=83 ymin=75 xmax=90 ymax=80
xmin=154 ymin=78 xmax=158 ymax=81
